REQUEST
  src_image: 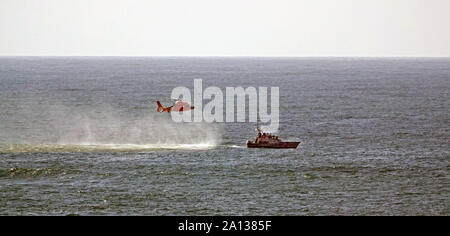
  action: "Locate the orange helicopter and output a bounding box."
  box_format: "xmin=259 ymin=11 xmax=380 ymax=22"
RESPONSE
xmin=156 ymin=98 xmax=195 ymax=113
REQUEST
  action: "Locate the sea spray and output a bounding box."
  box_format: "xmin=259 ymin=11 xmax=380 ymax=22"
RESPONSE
xmin=0 ymin=99 xmax=223 ymax=149
xmin=56 ymin=109 xmax=223 ymax=146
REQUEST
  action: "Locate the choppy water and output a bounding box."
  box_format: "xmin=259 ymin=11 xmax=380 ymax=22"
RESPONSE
xmin=0 ymin=57 xmax=449 ymax=215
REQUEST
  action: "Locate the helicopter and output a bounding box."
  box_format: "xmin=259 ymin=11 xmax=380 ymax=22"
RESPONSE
xmin=156 ymin=97 xmax=194 ymax=113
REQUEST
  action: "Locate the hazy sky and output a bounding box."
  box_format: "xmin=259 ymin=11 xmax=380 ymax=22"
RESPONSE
xmin=1 ymin=0 xmax=449 ymax=56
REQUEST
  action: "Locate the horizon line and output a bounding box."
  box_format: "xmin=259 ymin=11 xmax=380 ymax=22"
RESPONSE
xmin=0 ymin=55 xmax=449 ymax=58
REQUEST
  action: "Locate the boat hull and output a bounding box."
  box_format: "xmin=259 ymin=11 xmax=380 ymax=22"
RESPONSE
xmin=246 ymin=141 xmax=300 ymax=149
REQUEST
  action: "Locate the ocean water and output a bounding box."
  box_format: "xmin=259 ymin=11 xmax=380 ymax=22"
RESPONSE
xmin=0 ymin=57 xmax=448 ymax=215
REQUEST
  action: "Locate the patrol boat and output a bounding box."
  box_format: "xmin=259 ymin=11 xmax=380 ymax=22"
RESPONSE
xmin=246 ymin=126 xmax=300 ymax=149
